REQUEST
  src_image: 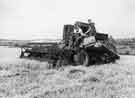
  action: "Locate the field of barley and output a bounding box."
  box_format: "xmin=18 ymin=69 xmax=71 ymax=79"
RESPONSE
xmin=0 ymin=46 xmax=135 ymax=98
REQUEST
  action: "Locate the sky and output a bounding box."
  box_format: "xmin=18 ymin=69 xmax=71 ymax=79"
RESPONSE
xmin=0 ymin=0 xmax=135 ymax=40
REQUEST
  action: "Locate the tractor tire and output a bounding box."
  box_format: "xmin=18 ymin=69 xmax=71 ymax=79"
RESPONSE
xmin=73 ymin=50 xmax=89 ymax=66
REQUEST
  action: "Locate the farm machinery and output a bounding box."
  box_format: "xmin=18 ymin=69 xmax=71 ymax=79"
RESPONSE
xmin=20 ymin=20 xmax=120 ymax=67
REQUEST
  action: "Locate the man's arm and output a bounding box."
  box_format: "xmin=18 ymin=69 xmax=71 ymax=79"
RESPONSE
xmin=85 ymin=26 xmax=91 ymax=34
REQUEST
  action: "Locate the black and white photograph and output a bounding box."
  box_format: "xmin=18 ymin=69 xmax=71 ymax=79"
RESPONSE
xmin=0 ymin=0 xmax=135 ymax=98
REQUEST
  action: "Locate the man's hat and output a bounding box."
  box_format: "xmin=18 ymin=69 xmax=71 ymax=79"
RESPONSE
xmin=88 ymin=19 xmax=92 ymax=23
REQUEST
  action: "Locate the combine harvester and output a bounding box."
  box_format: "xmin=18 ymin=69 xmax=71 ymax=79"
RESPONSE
xmin=20 ymin=20 xmax=120 ymax=67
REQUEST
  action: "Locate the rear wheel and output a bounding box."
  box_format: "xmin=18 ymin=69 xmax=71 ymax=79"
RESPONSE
xmin=73 ymin=50 xmax=89 ymax=66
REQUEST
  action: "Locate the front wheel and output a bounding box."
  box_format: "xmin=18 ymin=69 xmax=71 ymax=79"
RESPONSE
xmin=73 ymin=50 xmax=89 ymax=66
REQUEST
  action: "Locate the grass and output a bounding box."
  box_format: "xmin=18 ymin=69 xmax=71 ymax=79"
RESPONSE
xmin=0 ymin=56 xmax=135 ymax=98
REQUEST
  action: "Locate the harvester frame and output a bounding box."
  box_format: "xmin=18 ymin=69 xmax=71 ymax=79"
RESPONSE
xmin=20 ymin=20 xmax=120 ymax=67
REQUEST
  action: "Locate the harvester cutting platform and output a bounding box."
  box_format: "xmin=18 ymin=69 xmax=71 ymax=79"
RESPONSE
xmin=20 ymin=20 xmax=120 ymax=67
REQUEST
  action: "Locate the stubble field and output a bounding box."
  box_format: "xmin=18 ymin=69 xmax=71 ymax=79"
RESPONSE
xmin=0 ymin=55 xmax=135 ymax=98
